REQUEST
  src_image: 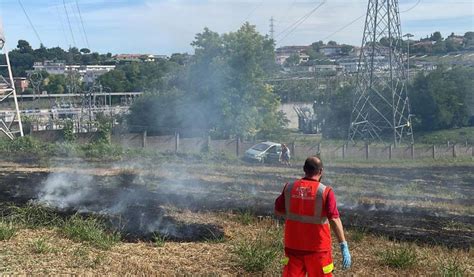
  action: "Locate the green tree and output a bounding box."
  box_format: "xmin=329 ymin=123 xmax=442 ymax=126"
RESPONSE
xmin=409 ymin=67 xmax=473 ymax=130
xmin=284 ymin=53 xmax=300 ymax=67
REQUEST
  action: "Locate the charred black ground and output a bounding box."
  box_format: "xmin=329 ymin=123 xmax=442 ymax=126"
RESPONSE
xmin=0 ymin=163 xmax=472 ymax=249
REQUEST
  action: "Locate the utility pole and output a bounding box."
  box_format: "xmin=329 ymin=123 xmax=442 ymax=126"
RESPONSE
xmin=403 ymin=33 xmax=414 ymax=82
xmin=269 ymin=17 xmax=275 ymax=41
xmin=349 ymin=0 xmax=414 ymax=147
xmin=0 ymin=19 xmax=24 ymax=138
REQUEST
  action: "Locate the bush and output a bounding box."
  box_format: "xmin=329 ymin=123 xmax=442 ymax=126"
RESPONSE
xmin=61 ymin=215 xmax=120 ymax=250
xmin=232 ymin=228 xmax=282 ymax=272
xmin=379 ymin=244 xmax=418 ymax=269
xmin=0 ymin=136 xmax=52 ymax=157
xmin=0 ymin=221 xmax=17 ymax=240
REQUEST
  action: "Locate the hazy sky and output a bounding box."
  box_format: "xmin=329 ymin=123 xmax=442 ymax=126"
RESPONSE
xmin=1 ymin=0 xmax=473 ymax=55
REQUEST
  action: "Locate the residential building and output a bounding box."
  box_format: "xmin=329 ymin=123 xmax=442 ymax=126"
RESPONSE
xmin=13 ymin=77 xmax=29 ymax=93
xmin=319 ymin=45 xmax=343 ymax=56
xmin=276 ymin=45 xmax=310 ymax=65
xmin=113 ymin=54 xmax=156 ymax=62
xmin=32 ymin=61 xmax=116 ymax=84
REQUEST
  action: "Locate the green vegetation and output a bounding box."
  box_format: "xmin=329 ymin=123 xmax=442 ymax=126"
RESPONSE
xmin=416 ymin=127 xmax=474 ymax=145
xmin=439 ymin=258 xmax=467 ymax=277
xmin=128 ymin=23 xmax=287 ymax=139
xmin=71 ymin=246 xmax=106 ymax=269
xmin=61 ymin=215 xmax=120 ymax=250
xmin=379 ymin=244 xmax=418 ymax=269
xmin=152 ymin=233 xmax=167 ymax=248
xmin=30 ymin=237 xmax=55 ymax=254
xmin=7 ymin=203 xmax=63 ymax=228
xmin=232 ymin=227 xmax=282 ymax=272
xmin=410 ymin=67 xmax=474 ymax=131
xmin=234 ymin=210 xmax=256 ymax=225
xmin=0 ymin=221 xmax=17 ymax=240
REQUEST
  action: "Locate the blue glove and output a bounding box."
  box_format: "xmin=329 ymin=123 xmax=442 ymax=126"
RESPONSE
xmin=340 ymin=241 xmax=352 ymax=269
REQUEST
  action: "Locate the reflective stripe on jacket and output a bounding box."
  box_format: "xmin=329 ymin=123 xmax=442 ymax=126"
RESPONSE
xmin=284 ymin=179 xmax=332 ymax=252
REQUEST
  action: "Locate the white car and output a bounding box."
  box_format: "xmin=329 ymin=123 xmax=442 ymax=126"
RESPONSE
xmin=244 ymin=141 xmax=282 ymax=163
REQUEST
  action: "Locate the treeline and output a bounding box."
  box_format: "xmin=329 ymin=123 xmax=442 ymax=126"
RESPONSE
xmin=0 ymin=40 xmax=113 ymax=77
xmin=411 ymin=32 xmax=474 ymax=55
xmin=320 ymin=66 xmax=474 ymax=139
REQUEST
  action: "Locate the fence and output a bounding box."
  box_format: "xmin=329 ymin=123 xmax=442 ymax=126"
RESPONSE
xmin=112 ymin=132 xmax=474 ymax=161
xmin=30 ymin=130 xmax=473 ymax=161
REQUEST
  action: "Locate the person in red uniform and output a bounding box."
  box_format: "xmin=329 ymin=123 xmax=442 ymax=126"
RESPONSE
xmin=275 ymin=156 xmax=351 ymax=276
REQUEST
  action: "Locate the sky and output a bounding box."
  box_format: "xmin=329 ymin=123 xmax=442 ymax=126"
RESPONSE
xmin=0 ymin=0 xmax=473 ymax=55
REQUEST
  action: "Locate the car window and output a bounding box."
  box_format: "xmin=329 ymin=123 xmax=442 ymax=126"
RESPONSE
xmin=251 ymin=143 xmax=269 ymax=151
xmin=268 ymin=146 xmax=277 ymax=154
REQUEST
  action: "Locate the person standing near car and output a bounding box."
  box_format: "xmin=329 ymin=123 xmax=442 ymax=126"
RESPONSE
xmin=280 ymin=144 xmax=291 ymax=167
xmin=274 ymin=156 xmax=351 ymax=276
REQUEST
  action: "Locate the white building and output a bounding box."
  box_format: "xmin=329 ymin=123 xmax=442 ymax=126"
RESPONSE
xmin=33 ymin=61 xmax=116 ymax=84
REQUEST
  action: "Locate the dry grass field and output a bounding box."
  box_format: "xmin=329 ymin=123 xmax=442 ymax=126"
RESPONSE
xmin=0 ymin=157 xmax=472 ymax=275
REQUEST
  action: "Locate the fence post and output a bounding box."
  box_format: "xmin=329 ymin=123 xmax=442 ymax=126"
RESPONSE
xmin=410 ymin=143 xmax=415 ymax=160
xmin=365 ymin=143 xmax=369 ymax=160
xmin=174 ymin=132 xmax=180 ymax=154
xmin=452 ymin=144 xmax=456 ymax=158
xmin=342 ymin=144 xmax=346 ymax=159
xmin=236 ymin=136 xmax=240 ymax=157
xmin=291 ymin=142 xmax=295 ymax=159
xmin=388 ymin=144 xmax=392 ymax=160
xmin=447 ymin=141 xmax=450 ymax=148
xmin=432 ymin=145 xmax=436 ymax=159
xmin=317 ymin=143 xmax=321 ymax=156
xmin=207 ymin=135 xmax=211 ymax=152
xmin=141 ymin=130 xmax=147 ymax=148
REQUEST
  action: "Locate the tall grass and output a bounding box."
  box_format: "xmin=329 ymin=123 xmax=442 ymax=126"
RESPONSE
xmin=379 ymin=244 xmax=418 ymax=269
xmin=61 ymin=215 xmax=120 ymax=250
xmin=439 ymin=259 xmax=467 ymax=277
xmin=232 ymin=227 xmax=283 ymax=272
xmin=7 ymin=203 xmax=63 ymax=228
xmin=0 ymin=221 xmax=17 ymax=240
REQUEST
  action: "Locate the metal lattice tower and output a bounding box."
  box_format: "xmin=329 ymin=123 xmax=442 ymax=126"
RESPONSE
xmin=349 ymin=0 xmax=413 ymax=146
xmin=269 ymin=17 xmax=275 ymax=41
xmin=0 ymin=20 xmax=24 ymax=139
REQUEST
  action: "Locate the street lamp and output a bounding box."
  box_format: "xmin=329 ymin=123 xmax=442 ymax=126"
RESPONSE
xmin=403 ymin=33 xmax=414 ymax=82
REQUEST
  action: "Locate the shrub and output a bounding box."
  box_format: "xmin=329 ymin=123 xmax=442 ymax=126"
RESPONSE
xmin=379 ymin=244 xmax=418 ymax=269
xmin=61 ymin=215 xmax=120 ymax=250
xmin=0 ymin=221 xmax=17 ymax=240
xmin=439 ymin=259 xmax=467 ymax=277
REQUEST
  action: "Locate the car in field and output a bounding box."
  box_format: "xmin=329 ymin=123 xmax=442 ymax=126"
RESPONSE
xmin=244 ymin=141 xmax=282 ymax=163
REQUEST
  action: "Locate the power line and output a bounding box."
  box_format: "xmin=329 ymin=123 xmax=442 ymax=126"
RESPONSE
xmin=75 ymin=0 xmax=90 ymax=48
xmin=242 ymin=0 xmax=265 ymax=23
xmin=56 ymin=0 xmax=70 ymax=46
xmin=18 ymin=0 xmax=43 ymax=45
xmin=321 ymin=0 xmax=422 ymax=42
xmin=400 ymin=0 xmax=421 ymax=13
xmin=63 ymin=0 xmax=77 ymax=46
xmin=277 ymin=1 xmax=326 ymax=43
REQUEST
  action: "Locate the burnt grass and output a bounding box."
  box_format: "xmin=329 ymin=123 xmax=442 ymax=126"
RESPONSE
xmin=0 ymin=164 xmax=472 ymax=249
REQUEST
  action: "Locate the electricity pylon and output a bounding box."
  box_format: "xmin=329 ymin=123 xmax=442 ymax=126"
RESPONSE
xmin=349 ymin=0 xmax=413 ymax=146
xmin=0 ymin=19 xmax=24 ymax=139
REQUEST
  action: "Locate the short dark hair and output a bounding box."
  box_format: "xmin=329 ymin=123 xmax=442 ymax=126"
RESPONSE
xmin=303 ymin=156 xmax=323 ymax=176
